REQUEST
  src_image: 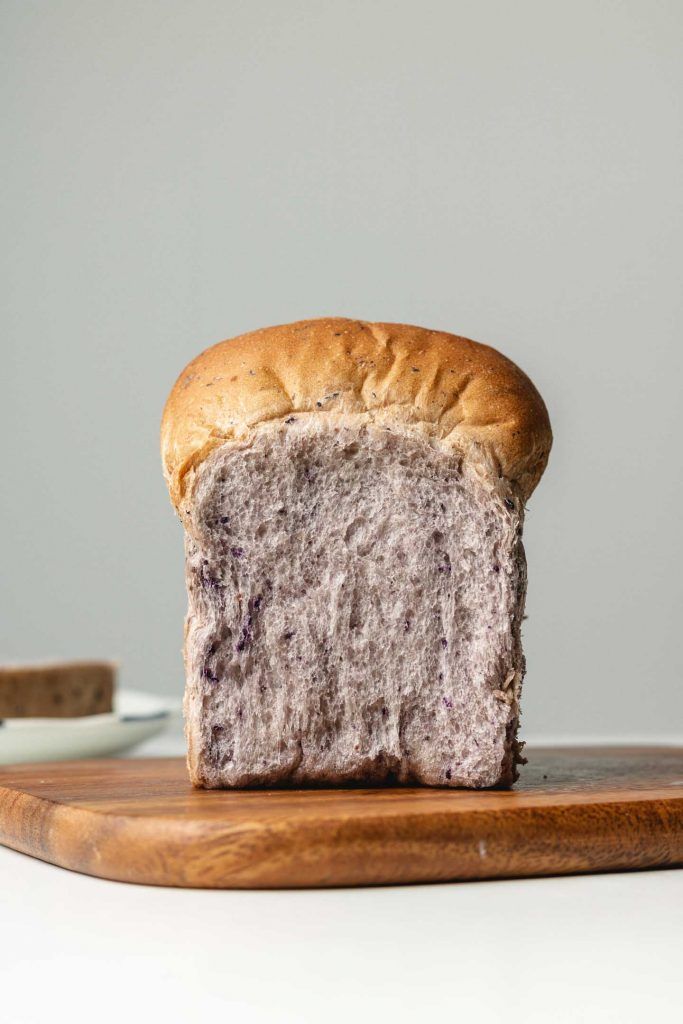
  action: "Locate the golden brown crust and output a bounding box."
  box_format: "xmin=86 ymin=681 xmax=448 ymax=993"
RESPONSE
xmin=161 ymin=317 xmax=551 ymax=510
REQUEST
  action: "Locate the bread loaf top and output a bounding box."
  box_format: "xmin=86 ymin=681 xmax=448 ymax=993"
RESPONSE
xmin=161 ymin=317 xmax=552 ymax=512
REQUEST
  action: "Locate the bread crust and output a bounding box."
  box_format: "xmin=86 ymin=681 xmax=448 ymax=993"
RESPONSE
xmin=161 ymin=317 xmax=551 ymax=512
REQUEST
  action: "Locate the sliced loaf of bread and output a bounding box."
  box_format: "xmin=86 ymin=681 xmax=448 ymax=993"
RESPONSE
xmin=161 ymin=318 xmax=551 ymax=788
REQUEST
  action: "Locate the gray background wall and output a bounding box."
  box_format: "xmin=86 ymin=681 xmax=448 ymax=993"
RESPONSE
xmin=2 ymin=0 xmax=682 ymax=739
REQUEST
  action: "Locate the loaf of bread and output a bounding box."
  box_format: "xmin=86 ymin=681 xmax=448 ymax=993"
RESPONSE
xmin=161 ymin=318 xmax=551 ymax=788
xmin=0 ymin=662 xmax=116 ymax=718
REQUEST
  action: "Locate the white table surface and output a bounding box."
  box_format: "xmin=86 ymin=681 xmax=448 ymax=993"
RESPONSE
xmin=1 ymin=728 xmax=681 ymax=1024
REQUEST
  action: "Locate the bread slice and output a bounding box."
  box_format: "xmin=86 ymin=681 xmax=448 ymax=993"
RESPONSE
xmin=161 ymin=318 xmax=552 ymax=788
xmin=0 ymin=662 xmax=116 ymax=718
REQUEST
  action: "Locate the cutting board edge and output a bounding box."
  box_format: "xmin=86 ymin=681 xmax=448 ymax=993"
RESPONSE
xmin=1 ymin=761 xmax=682 ymax=889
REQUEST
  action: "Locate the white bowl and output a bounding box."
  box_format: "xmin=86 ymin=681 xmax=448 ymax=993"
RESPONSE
xmin=0 ymin=689 xmax=180 ymax=765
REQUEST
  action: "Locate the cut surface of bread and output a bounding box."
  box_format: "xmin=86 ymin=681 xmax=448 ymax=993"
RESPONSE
xmin=0 ymin=662 xmax=116 ymax=718
xmin=184 ymin=421 xmax=525 ymax=788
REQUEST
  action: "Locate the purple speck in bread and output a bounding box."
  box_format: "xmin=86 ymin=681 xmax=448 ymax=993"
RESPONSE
xmin=236 ymin=622 xmax=252 ymax=652
xmin=235 ymin=594 xmax=263 ymax=653
xmin=200 ymin=564 xmax=224 ymax=590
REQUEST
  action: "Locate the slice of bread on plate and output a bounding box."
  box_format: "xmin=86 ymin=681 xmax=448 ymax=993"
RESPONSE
xmin=0 ymin=662 xmax=116 ymax=718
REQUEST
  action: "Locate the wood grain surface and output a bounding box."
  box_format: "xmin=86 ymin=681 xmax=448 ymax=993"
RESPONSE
xmin=0 ymin=747 xmax=681 ymax=888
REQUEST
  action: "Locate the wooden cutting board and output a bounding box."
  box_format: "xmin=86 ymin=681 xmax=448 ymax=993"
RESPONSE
xmin=0 ymin=746 xmax=681 ymax=888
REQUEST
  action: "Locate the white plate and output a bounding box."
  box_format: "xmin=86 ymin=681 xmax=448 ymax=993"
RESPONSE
xmin=0 ymin=689 xmax=181 ymax=765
